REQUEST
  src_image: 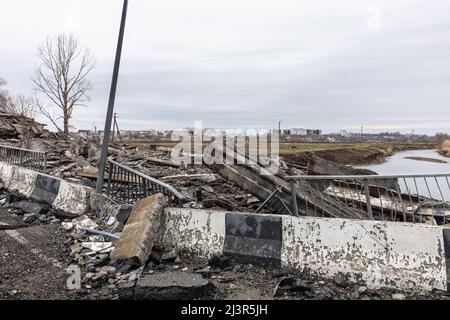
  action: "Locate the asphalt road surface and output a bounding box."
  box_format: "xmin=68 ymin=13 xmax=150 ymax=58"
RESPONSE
xmin=0 ymin=207 xmax=79 ymax=300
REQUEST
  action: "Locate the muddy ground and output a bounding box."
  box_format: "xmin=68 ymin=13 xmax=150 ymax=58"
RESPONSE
xmin=282 ymin=143 xmax=437 ymax=166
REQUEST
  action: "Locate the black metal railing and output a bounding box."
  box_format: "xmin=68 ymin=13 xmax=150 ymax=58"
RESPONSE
xmin=285 ymin=173 xmax=450 ymax=224
xmin=106 ymin=159 xmax=185 ymax=205
xmin=0 ymin=144 xmax=47 ymax=173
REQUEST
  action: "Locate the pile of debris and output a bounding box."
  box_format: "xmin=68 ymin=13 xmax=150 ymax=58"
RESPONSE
xmin=0 ymin=113 xmax=45 ymax=140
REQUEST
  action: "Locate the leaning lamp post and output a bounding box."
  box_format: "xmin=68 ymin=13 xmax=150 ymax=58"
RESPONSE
xmin=96 ymin=0 xmax=129 ymax=193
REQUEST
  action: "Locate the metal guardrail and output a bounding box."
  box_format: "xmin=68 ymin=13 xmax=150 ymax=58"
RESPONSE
xmin=106 ymin=159 xmax=186 ymax=205
xmin=0 ymin=144 xmax=47 ymax=172
xmin=285 ymin=173 xmax=450 ymax=224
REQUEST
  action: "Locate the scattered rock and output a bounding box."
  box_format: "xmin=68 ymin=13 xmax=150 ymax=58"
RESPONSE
xmin=195 ymin=266 xmax=212 ymax=277
xmin=358 ymin=286 xmax=367 ymax=294
xmin=208 ymin=254 xmax=231 ymax=269
xmin=73 ymin=215 xmax=98 ymax=230
xmin=61 ymin=222 xmax=74 ymax=231
xmin=334 ymin=275 xmax=348 ymax=288
xmin=11 ymin=201 xmax=49 ymax=215
xmin=246 ymin=197 xmax=260 ymax=205
xmin=273 ymin=277 xmax=312 ymax=297
xmin=119 ymin=271 xmax=214 ymax=300
xmin=23 ymin=213 xmax=37 ymax=223
xmin=272 ymin=269 xmax=289 ymax=278
xmin=392 ymin=293 xmax=406 ymax=300
xmin=161 ymin=251 xmax=178 ymax=263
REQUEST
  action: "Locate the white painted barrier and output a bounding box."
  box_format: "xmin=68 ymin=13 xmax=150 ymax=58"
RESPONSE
xmin=281 ymin=216 xmax=447 ymax=292
xmin=158 ymin=208 xmax=226 ymax=257
xmin=158 ymin=208 xmax=449 ymax=293
xmin=0 ymin=162 xmax=91 ymax=215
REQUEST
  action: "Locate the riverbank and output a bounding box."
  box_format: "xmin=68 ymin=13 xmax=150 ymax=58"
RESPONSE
xmin=281 ymin=142 xmax=437 ymax=167
xmin=439 ymin=139 xmax=450 ymax=157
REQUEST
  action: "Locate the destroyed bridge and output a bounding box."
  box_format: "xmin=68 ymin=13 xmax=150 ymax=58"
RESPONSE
xmin=0 ymin=138 xmax=450 ymax=297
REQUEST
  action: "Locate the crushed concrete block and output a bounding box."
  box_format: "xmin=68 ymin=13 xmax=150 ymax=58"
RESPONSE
xmin=119 ymin=272 xmax=213 ymax=300
xmin=61 ymin=222 xmax=74 ymax=231
xmin=392 ymin=293 xmax=406 ymax=300
xmin=273 ymin=277 xmax=312 ymax=297
xmin=11 ymin=201 xmax=49 ymax=215
xmin=23 ymin=213 xmax=37 ymax=223
xmin=81 ymin=242 xmax=114 ymax=255
xmin=110 ymin=193 xmax=168 ymax=267
xmin=73 ymin=215 xmax=99 ymax=230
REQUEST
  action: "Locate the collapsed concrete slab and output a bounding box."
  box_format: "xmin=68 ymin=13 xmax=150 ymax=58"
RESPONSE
xmin=119 ymin=272 xmax=213 ymax=300
xmin=157 ymin=207 xmax=449 ymax=293
xmin=208 ymin=147 xmax=365 ymax=219
xmin=110 ymin=193 xmax=168 ymax=267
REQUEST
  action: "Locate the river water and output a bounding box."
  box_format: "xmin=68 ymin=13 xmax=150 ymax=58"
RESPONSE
xmin=357 ymin=149 xmax=450 ymax=200
xmin=358 ymin=149 xmax=450 ymax=175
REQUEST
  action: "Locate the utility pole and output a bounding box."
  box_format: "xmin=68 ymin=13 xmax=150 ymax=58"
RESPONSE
xmin=96 ymin=0 xmax=129 ymax=193
xmin=112 ymin=113 xmax=117 ymax=143
xmin=279 ymin=121 xmax=281 ymax=136
xmin=360 ymin=126 xmax=363 ymax=142
xmin=114 ymin=113 xmax=123 ymax=143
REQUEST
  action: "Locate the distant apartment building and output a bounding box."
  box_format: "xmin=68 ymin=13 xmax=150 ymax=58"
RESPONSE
xmin=283 ymin=128 xmax=322 ymax=136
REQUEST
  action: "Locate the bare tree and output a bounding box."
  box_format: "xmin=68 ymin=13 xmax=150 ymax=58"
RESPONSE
xmin=0 ymin=76 xmax=37 ymax=118
xmin=10 ymin=95 xmax=37 ymax=118
xmin=0 ymin=77 xmax=9 ymax=110
xmin=33 ymin=34 xmax=96 ymax=134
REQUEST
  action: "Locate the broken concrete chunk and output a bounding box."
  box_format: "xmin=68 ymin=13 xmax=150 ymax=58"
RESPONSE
xmin=73 ymin=215 xmax=99 ymax=230
xmin=273 ymin=277 xmax=312 ymax=297
xmin=160 ymin=174 xmax=218 ymax=183
xmin=119 ymin=272 xmax=213 ymax=300
xmin=54 ymin=210 xmax=80 ymax=220
xmin=392 ymin=293 xmax=406 ymax=300
xmin=23 ymin=213 xmax=37 ymax=223
xmin=81 ymin=242 xmax=114 ymax=254
xmin=160 ymin=251 xmax=178 ymax=263
xmin=61 ymin=222 xmax=74 ymax=231
xmin=11 ymin=201 xmax=49 ymax=215
xmin=110 ymin=193 xmax=168 ymax=267
xmin=334 ymin=275 xmax=348 ymax=288
xmin=246 ymin=197 xmax=260 ymax=205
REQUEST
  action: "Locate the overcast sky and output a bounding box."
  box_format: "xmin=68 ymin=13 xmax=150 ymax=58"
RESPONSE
xmin=1 ymin=0 xmax=450 ymax=134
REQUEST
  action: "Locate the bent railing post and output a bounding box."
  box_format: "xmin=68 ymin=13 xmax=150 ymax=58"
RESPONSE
xmin=363 ymin=179 xmax=373 ymax=220
xmin=105 ymin=159 xmax=186 ymax=206
xmin=289 ymin=180 xmax=299 ymax=216
xmin=285 ymin=173 xmax=450 ymax=224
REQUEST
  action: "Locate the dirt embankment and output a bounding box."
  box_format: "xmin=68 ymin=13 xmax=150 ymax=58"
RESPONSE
xmin=282 ymin=143 xmax=437 ymax=167
xmin=439 ymin=139 xmax=450 ymax=158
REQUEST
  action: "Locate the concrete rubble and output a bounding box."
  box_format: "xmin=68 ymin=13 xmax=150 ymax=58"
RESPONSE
xmin=1 ymin=188 xmax=449 ymax=300
xmin=0 ymin=112 xmax=45 ymax=140
xmin=0 ymin=120 xmax=448 ymax=300
xmin=110 ymin=194 xmax=167 ymax=267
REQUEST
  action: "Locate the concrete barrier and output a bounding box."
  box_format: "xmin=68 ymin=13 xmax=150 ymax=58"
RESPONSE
xmin=0 ymin=162 xmax=91 ymax=215
xmin=158 ymin=208 xmax=449 ymax=293
xmin=158 ymin=208 xmax=226 ymax=257
xmin=281 ymin=216 xmax=447 ymax=292
xmin=0 ymin=163 xmax=37 ymax=197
